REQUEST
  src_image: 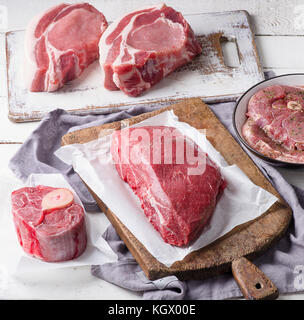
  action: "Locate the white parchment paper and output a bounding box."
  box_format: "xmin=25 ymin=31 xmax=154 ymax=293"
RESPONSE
xmin=55 ymin=111 xmax=278 ymax=267
xmin=1 ymin=173 xmax=117 ymax=274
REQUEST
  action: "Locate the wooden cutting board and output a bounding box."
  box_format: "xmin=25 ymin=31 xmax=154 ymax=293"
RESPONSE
xmin=6 ymin=10 xmax=264 ymax=122
xmin=61 ymin=98 xmax=292 ymax=288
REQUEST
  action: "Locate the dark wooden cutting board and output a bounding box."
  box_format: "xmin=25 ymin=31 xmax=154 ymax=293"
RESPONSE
xmin=62 ymin=98 xmax=292 ymax=287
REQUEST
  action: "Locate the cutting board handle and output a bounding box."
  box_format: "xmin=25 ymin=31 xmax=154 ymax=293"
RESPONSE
xmin=232 ymin=257 xmax=279 ymax=300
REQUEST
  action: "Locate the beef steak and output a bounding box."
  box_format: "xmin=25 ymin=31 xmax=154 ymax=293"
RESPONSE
xmin=99 ymin=4 xmax=202 ymax=97
xmin=11 ymin=186 xmax=87 ymax=262
xmin=25 ymin=3 xmax=108 ymax=92
xmin=111 ymin=126 xmax=226 ymax=246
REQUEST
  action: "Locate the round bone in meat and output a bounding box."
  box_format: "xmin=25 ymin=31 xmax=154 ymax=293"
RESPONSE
xmin=11 ymin=185 xmax=87 ymax=262
xmin=42 ymin=188 xmax=74 ymax=213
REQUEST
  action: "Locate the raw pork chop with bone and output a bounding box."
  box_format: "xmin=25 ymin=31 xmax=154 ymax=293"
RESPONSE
xmin=25 ymin=3 xmax=108 ymax=92
xmin=99 ymin=4 xmax=202 ymax=97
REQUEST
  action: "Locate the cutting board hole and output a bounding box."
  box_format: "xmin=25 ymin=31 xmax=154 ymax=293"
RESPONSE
xmin=255 ymin=282 xmax=262 ymax=289
xmin=220 ymin=36 xmax=240 ymax=68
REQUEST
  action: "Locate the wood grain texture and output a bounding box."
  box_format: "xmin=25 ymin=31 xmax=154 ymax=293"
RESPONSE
xmin=62 ymin=98 xmax=292 ymax=281
xmin=6 ymin=10 xmax=263 ymax=122
xmin=232 ymin=257 xmax=279 ymax=300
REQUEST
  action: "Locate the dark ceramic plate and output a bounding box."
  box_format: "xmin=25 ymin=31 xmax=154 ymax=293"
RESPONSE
xmin=233 ymin=73 xmax=304 ymax=167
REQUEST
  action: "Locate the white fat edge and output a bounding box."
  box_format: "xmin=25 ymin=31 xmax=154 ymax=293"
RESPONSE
xmin=23 ymin=6 xmax=52 ymax=90
xmin=111 ymin=13 xmax=142 ymax=67
xmin=98 ymin=7 xmax=124 ymax=86
xmin=28 ymin=3 xmax=102 ymax=92
xmin=97 ymin=19 xmax=109 ymax=86
xmin=98 ymin=5 xmax=161 ymax=65
xmin=112 ymin=67 xmax=151 ymax=93
xmin=42 ymin=4 xmax=102 ymax=92
xmin=43 ymin=5 xmax=78 ymax=91
xmin=110 ymin=11 xmax=191 ymax=93
xmin=112 ymin=12 xmax=185 ymax=68
xmin=24 ymin=4 xmax=72 ymax=91
xmin=99 ymin=4 xmax=165 ymax=87
xmin=243 ymin=121 xmax=290 ymax=160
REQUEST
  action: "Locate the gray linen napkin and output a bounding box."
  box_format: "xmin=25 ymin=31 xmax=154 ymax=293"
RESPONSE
xmin=9 ymin=101 xmax=304 ymax=300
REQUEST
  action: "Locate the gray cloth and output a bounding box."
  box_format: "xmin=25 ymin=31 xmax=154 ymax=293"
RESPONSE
xmin=9 ymin=106 xmax=161 ymax=211
xmin=9 ymin=100 xmax=304 ymax=300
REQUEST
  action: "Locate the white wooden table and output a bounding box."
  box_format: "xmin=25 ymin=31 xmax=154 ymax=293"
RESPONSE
xmin=1 ymin=0 xmax=304 ymax=300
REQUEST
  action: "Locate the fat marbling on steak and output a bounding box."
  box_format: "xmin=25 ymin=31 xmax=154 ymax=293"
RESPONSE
xmin=25 ymin=3 xmax=108 ymax=92
xmin=11 ymin=186 xmax=87 ymax=262
xmin=245 ymin=85 xmax=304 ymax=151
xmin=99 ymin=4 xmax=202 ymax=97
xmin=111 ymin=126 xmax=226 ymax=246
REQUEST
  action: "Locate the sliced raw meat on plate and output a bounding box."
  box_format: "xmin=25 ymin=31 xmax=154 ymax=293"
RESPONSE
xmin=246 ymin=85 xmax=304 ymax=151
xmin=242 ymin=118 xmax=304 ymax=163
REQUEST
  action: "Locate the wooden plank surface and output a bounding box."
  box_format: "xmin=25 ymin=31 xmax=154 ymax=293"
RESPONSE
xmin=6 ymin=10 xmax=263 ymax=122
xmin=62 ymin=98 xmax=292 ymax=281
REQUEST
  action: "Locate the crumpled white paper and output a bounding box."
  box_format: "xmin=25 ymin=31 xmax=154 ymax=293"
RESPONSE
xmin=1 ymin=173 xmax=117 ymax=274
xmin=55 ymin=110 xmax=278 ymax=267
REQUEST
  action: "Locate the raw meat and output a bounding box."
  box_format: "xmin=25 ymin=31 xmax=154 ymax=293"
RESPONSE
xmin=242 ymin=118 xmax=304 ymax=163
xmin=11 ymin=186 xmax=87 ymax=262
xmin=246 ymin=85 xmax=304 ymax=151
xmin=25 ymin=3 xmax=108 ymax=92
xmin=111 ymin=126 xmax=226 ymax=246
xmin=99 ymin=4 xmax=202 ymax=97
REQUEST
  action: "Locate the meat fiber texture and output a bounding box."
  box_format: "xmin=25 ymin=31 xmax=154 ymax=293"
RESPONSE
xmin=245 ymin=85 xmax=304 ymax=151
xmin=99 ymin=4 xmax=202 ymax=97
xmin=11 ymin=185 xmax=87 ymax=262
xmin=242 ymin=118 xmax=304 ymax=163
xmin=25 ymin=3 xmax=108 ymax=92
xmin=111 ymin=126 xmax=226 ymax=246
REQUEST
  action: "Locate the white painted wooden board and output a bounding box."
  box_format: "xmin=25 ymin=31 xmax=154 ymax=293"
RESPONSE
xmin=6 ymin=10 xmax=264 ymax=122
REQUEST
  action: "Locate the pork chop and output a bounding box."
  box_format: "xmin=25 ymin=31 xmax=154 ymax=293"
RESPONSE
xmin=25 ymin=3 xmax=108 ymax=92
xmin=99 ymin=4 xmax=202 ymax=97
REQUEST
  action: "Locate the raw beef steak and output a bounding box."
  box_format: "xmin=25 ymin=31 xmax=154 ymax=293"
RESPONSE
xmin=99 ymin=4 xmax=202 ymax=97
xmin=11 ymin=186 xmax=87 ymax=262
xmin=25 ymin=3 xmax=108 ymax=92
xmin=111 ymin=126 xmax=226 ymax=246
xmin=246 ymin=85 xmax=304 ymax=151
